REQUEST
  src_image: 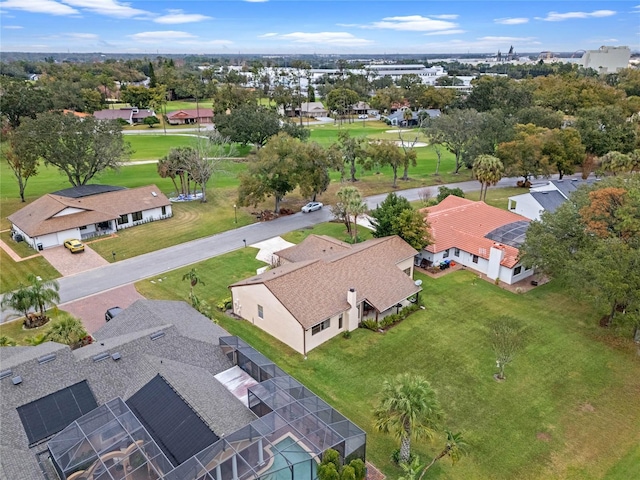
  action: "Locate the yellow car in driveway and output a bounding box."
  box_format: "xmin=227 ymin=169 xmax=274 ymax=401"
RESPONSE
xmin=63 ymin=239 xmax=85 ymax=253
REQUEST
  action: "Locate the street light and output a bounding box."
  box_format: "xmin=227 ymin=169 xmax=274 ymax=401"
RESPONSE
xmin=234 ymin=204 xmax=237 ymax=224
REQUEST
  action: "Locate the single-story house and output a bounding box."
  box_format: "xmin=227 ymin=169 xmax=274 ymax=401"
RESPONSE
xmin=0 ymin=300 xmax=366 ymax=479
xmin=295 ymin=102 xmax=328 ymax=118
xmin=418 ymin=196 xmax=533 ymax=285
xmin=166 ymin=108 xmax=214 ymax=125
xmin=93 ymin=107 xmax=156 ymax=125
xmin=508 ymin=177 xmax=599 ymax=220
xmin=350 ymin=101 xmax=372 ymax=115
xmin=386 ymin=108 xmax=440 ymax=127
xmin=8 ymin=184 xmax=172 ymax=251
xmin=230 ymin=235 xmax=421 ymax=355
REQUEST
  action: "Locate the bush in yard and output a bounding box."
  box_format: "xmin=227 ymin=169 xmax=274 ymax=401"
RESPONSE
xmin=436 ymin=186 xmax=465 ymax=203
xmin=360 ymin=319 xmax=379 ymax=331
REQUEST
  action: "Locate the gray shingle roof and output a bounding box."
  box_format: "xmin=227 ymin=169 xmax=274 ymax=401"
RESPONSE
xmin=550 ymin=178 xmax=598 ymax=199
xmin=0 ymin=300 xmax=255 ymax=480
xmin=531 ymin=190 xmax=567 ymax=214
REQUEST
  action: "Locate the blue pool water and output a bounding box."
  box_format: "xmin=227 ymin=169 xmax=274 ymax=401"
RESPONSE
xmin=259 ymin=436 xmax=318 ymax=480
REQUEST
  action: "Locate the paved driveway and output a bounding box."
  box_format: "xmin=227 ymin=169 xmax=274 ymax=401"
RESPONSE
xmin=40 ymin=245 xmax=109 ymax=277
xmin=61 ymin=284 xmax=145 ymax=334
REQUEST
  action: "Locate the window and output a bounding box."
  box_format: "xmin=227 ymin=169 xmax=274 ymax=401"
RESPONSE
xmin=472 ymin=255 xmax=479 ymax=264
xmin=454 ymin=248 xmax=460 ymax=257
xmin=257 ymin=305 xmax=263 ymax=319
xmin=161 ymin=206 xmax=166 ymax=216
xmin=117 ymin=214 xmax=129 ymax=225
xmin=443 ymin=249 xmax=449 ymax=258
xmin=79 ymin=225 xmax=87 ymax=231
xmin=514 ymin=266 xmax=522 ymax=275
xmin=131 ymin=211 xmax=143 ymax=222
xmin=338 ymin=314 xmax=343 ymax=329
xmin=509 ymin=200 xmax=517 ymax=210
xmin=312 ymin=319 xmax=330 ymax=335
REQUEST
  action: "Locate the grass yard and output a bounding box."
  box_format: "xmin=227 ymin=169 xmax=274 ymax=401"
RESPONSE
xmin=136 ymin=250 xmax=640 ymax=480
xmin=0 ymin=250 xmax=60 ymax=293
xmin=281 ymin=222 xmax=373 ymax=245
xmin=0 ymin=309 xmax=80 ymax=345
xmin=125 ymin=134 xmax=203 ymax=160
xmin=165 ymin=99 xmax=214 ymax=112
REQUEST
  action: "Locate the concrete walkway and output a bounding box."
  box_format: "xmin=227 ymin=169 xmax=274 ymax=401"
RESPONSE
xmin=0 ymin=238 xmax=40 ymax=262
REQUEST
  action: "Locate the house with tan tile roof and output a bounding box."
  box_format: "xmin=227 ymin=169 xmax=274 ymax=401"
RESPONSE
xmin=8 ymin=185 xmax=171 ymax=251
xmin=229 ymin=235 xmax=421 ymax=355
xmin=418 ymin=196 xmax=534 ymax=285
xmin=166 ymin=108 xmax=214 ymax=125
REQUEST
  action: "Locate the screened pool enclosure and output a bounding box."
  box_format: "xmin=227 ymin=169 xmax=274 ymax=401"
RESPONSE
xmin=48 ymin=337 xmax=366 ymax=480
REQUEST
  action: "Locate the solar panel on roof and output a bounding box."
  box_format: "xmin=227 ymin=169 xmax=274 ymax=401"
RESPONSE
xmin=17 ymin=381 xmax=97 ymax=445
xmin=52 ymin=184 xmax=126 ymax=198
xmin=126 ymin=375 xmax=219 ymax=466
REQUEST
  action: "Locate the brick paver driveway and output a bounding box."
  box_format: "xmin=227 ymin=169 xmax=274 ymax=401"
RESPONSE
xmin=61 ymin=284 xmax=145 ymax=334
xmin=40 ymin=244 xmax=108 ymax=276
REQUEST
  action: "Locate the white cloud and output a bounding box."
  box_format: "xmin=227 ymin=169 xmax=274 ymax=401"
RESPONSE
xmin=495 ymin=17 xmax=529 ymax=25
xmin=336 ymin=23 xmax=358 ymax=27
xmin=424 ymin=29 xmax=465 ymax=36
xmin=129 ymin=31 xmax=196 ymax=42
xmin=3 ymin=25 xmax=23 ymax=29
xmin=258 ymin=32 xmax=279 ymax=38
xmin=0 ymin=0 xmax=79 ymax=16
xmin=271 ymin=32 xmax=373 ymax=46
xmin=154 ymin=9 xmax=212 ymax=24
xmin=430 ymin=14 xmax=458 ymax=20
xmin=66 ymin=32 xmax=98 ymax=39
xmin=539 ymin=10 xmax=616 ymax=22
xmin=62 ymin=0 xmax=150 ymax=18
xmin=369 ymin=15 xmax=458 ymax=32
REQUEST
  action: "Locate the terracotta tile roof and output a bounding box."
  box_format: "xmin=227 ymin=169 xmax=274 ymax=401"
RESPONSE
xmin=231 ymin=236 xmax=420 ymax=329
xmin=166 ymin=108 xmax=214 ymax=119
xmin=420 ymin=196 xmax=530 ymax=268
xmin=62 ymin=109 xmax=90 ymax=118
xmin=8 ymin=185 xmax=170 ymax=237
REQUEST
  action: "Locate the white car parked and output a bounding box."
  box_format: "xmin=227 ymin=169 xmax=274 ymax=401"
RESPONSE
xmin=301 ymin=202 xmax=323 ymax=213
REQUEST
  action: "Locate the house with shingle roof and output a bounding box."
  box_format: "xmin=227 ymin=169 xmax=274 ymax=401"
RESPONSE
xmin=418 ymin=196 xmax=533 ymax=284
xmin=507 ymin=177 xmax=599 ymax=220
xmin=8 ymin=185 xmax=171 ymax=251
xmin=295 ymin=102 xmax=328 ymax=118
xmin=93 ymin=107 xmax=156 ymax=125
xmin=230 ymin=235 xmax=421 ymax=355
xmin=166 ymin=108 xmax=214 ymax=125
xmin=0 ymin=300 xmax=366 ymax=480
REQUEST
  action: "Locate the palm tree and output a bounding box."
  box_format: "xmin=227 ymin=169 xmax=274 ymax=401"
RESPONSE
xmin=25 ymin=333 xmax=49 ymax=346
xmin=182 ymin=268 xmax=205 ymax=308
xmin=46 ymin=317 xmax=87 ymax=346
xmin=349 ymin=196 xmax=367 ymax=243
xmin=473 ymin=154 xmax=505 ymax=201
xmin=27 ymin=274 xmax=60 ymax=317
xmin=403 ymin=108 xmax=414 ymax=127
xmin=0 ymin=335 xmax=17 ymax=347
xmin=374 ymin=374 xmax=442 ymax=463
xmin=418 ymin=430 xmax=468 ymax=479
xmin=1 ymin=285 xmax=32 ymax=319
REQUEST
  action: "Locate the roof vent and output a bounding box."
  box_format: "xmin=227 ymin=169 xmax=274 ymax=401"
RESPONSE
xmin=151 ymin=191 xmax=157 ymax=197
xmin=37 ymin=353 xmax=56 ymax=365
xmin=12 ymin=376 xmax=23 ymax=385
xmin=0 ymin=369 xmax=13 ymax=380
xmin=111 ymin=352 xmax=122 ymax=361
xmin=92 ymin=352 xmax=110 ymax=363
xmin=150 ymin=331 xmax=165 ymax=341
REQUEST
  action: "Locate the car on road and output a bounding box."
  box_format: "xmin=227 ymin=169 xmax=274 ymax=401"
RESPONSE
xmin=301 ymin=202 xmax=323 ymax=213
xmin=358 ymin=114 xmax=368 ymax=119
xmin=105 ymin=307 xmax=123 ymax=322
xmin=64 ymin=239 xmax=85 ymax=253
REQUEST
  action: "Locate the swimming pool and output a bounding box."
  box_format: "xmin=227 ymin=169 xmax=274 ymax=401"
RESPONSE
xmin=258 ymin=436 xmax=318 ymax=480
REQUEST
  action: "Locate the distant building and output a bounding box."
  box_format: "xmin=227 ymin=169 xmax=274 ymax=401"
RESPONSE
xmin=581 ymin=46 xmax=631 ymax=73
xmin=93 ymin=107 xmax=156 ymax=125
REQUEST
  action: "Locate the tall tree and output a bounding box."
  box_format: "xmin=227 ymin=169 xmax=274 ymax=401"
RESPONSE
xmin=237 ymin=132 xmax=299 ymax=212
xmin=333 ymin=131 xmax=367 ymax=182
xmin=374 ymin=374 xmax=442 ymax=464
xmin=326 ymin=88 xmax=359 ymax=124
xmin=419 ymin=430 xmax=468 ymax=479
xmin=333 ymin=186 xmax=365 ymax=239
xmin=0 ymin=286 xmax=32 ymax=319
xmin=27 ymin=274 xmax=60 ymax=318
xmin=574 ymin=105 xmax=638 ymax=157
xmin=496 ymin=124 xmax=551 ymax=185
xmin=294 ymin=141 xmax=340 ymax=201
xmin=4 ymin=131 xmax=39 ymax=202
xmin=541 ymin=128 xmax=585 ymax=179
xmin=0 ymin=76 xmax=52 ymax=128
xmin=422 ymin=109 xmax=481 ymax=174
xmin=14 ymin=112 xmax=130 ymax=187
xmin=215 ymin=105 xmax=292 ymax=149
xmin=366 ymin=140 xmax=404 ymax=188
xmin=472 ymin=154 xmax=505 ymax=201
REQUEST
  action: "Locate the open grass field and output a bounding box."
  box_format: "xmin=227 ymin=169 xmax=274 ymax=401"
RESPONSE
xmin=125 ymin=134 xmax=204 ymax=160
xmin=135 ymin=245 xmax=640 ymax=480
xmin=165 ymin=99 xmax=214 ymax=112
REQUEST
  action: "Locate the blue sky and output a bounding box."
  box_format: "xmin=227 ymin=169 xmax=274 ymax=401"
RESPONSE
xmin=1 ymin=1 xmax=638 ymax=55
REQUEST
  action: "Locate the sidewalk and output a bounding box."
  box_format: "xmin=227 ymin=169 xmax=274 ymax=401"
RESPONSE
xmin=0 ymin=238 xmax=40 ymax=262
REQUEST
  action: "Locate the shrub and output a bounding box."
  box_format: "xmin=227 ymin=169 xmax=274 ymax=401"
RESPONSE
xmin=216 ymin=297 xmax=232 ymax=311
xmin=360 ymin=319 xmax=379 ymax=331
xmin=436 ymin=186 xmax=465 ymax=203
xmin=391 ymin=448 xmax=416 ymax=465
xmin=342 ymin=330 xmax=352 ymax=339
xmin=349 ymin=459 xmax=366 ymax=480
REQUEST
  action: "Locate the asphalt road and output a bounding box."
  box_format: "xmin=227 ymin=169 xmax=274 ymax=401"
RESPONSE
xmin=1 ymin=175 xmax=557 ymax=321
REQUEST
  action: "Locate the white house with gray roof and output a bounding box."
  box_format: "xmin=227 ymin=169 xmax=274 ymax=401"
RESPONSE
xmin=508 ymin=177 xmax=599 ymax=220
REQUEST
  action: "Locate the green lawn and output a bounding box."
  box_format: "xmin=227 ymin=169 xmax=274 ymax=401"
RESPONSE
xmin=0 ymin=310 xmax=80 ymax=345
xmin=126 ymin=134 xmax=204 ymax=160
xmin=136 ymin=250 xmax=640 ymax=480
xmin=165 ymin=99 xmax=214 ymax=112
xmin=0 ymin=250 xmax=60 ymax=293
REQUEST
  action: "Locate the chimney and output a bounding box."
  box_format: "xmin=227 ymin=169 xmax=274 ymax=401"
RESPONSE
xmin=346 ymin=288 xmax=359 ymax=331
xmin=487 ymin=243 xmax=504 ymax=281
